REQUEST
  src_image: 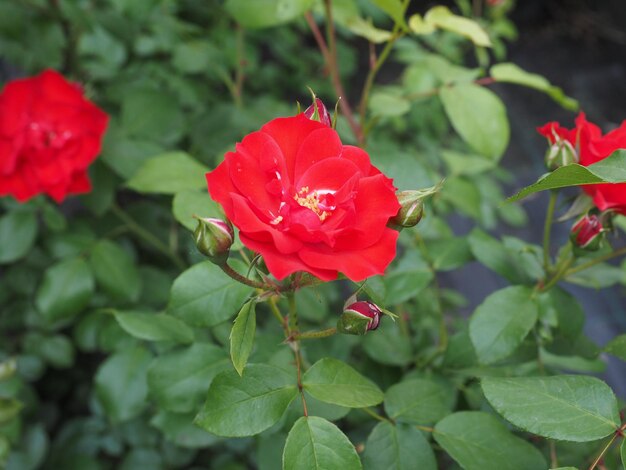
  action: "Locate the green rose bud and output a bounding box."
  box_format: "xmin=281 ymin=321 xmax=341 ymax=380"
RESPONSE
xmin=194 ymin=217 xmax=234 ymax=265
xmin=545 ymin=134 xmax=578 ymax=170
xmin=390 ymin=191 xmax=425 ymax=228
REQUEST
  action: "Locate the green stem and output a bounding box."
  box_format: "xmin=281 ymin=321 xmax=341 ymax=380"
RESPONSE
xmin=540 ymin=257 xmax=574 ymax=292
xmin=296 ymin=327 xmax=337 ymax=340
xmin=358 ymin=30 xmax=402 ymax=138
xmin=268 ymin=296 xmax=288 ymax=332
xmin=305 ymin=8 xmax=362 ymax=143
xmin=111 ymin=204 xmax=186 ymax=271
xmin=415 ymin=424 xmax=434 ymax=433
xmin=543 ymin=191 xmax=558 ymax=273
xmin=587 ymin=429 xmax=623 ymax=470
xmin=221 ymin=263 xmax=273 ymax=290
xmin=565 ymin=246 xmax=626 ymax=278
xmin=361 ymin=407 xmax=390 ymax=423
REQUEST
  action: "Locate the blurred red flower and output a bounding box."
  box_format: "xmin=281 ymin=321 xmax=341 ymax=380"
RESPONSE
xmin=206 ymin=112 xmax=400 ymax=281
xmin=0 ymin=69 xmax=108 ymax=203
xmin=538 ymin=113 xmax=626 ymax=214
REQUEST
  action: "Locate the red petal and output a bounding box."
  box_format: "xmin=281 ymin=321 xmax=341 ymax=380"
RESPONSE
xmin=296 ymin=157 xmax=360 ymax=192
xmin=231 ymin=194 xmax=302 ymax=254
xmin=341 ymin=145 xmax=372 ymax=175
xmin=299 ymin=228 xmax=399 ymax=281
xmin=293 ymin=127 xmax=342 ymax=181
xmin=260 ymin=114 xmax=326 ymax=182
xmin=334 ymin=174 xmax=400 ymax=250
xmin=206 ymin=156 xmax=238 ymax=217
xmin=240 ymin=233 xmax=337 ymax=281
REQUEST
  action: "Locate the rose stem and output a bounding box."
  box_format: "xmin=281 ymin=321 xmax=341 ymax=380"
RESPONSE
xmin=361 ymin=407 xmax=392 ymax=424
xmin=296 ymin=327 xmax=337 ymax=340
xmin=304 ymin=8 xmax=363 ymax=144
xmin=286 ymin=292 xmax=308 ymax=417
xmin=111 ymin=204 xmax=186 ymax=271
xmin=220 ymin=263 xmax=274 ymax=290
xmin=542 ymin=190 xmax=558 ymax=272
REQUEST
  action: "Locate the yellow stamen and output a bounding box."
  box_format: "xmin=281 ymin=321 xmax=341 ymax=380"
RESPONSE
xmin=294 ymin=187 xmax=331 ymax=221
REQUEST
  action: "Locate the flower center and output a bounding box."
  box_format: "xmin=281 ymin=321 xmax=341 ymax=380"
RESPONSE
xmin=294 ymin=186 xmax=336 ymax=222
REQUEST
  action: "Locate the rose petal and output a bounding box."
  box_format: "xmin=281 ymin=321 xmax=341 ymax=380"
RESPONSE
xmin=260 ymin=114 xmax=326 ymax=181
xmin=240 ymin=233 xmax=337 ymax=281
xmin=299 ymin=228 xmax=399 ymax=281
xmin=294 ymin=127 xmax=342 ymax=181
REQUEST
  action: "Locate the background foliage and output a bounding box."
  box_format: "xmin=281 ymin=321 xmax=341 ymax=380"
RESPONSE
xmin=1 ymin=0 xmax=626 ymax=469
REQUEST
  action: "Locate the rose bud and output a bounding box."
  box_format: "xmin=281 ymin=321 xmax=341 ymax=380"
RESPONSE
xmin=337 ymin=301 xmax=382 ymax=336
xmin=194 ymin=217 xmax=234 ymax=264
xmin=390 ymin=191 xmax=425 ymax=228
xmin=304 ymin=98 xmax=332 ymax=127
xmin=544 ymin=133 xmax=578 ymax=171
xmin=570 ymin=214 xmax=604 ymax=251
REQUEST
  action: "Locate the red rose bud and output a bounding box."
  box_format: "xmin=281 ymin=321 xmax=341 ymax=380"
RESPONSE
xmin=304 ymin=98 xmax=332 ymax=127
xmin=544 ymin=129 xmax=578 ymax=171
xmin=194 ymin=217 xmax=234 ymax=264
xmin=337 ymin=301 xmax=382 ymax=336
xmin=570 ymin=214 xmax=603 ymax=251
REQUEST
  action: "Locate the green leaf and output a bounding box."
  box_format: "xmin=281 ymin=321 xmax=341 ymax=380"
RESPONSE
xmin=363 ymin=421 xmax=436 ymax=470
xmin=369 ymin=92 xmax=411 ymax=117
xmin=0 ymin=209 xmax=37 ymax=264
xmin=482 ymin=375 xmax=620 ymax=441
xmin=441 ymin=149 xmax=496 ymax=176
xmin=384 ymin=378 xmax=456 ymax=425
xmin=151 ymin=411 xmax=219 ymax=449
xmin=538 ymin=287 xmax=584 ymax=340
xmin=372 ymin=0 xmax=407 ymax=28
xmin=35 ymin=258 xmax=94 ymax=323
xmin=425 ymin=6 xmax=491 ymax=47
xmin=0 ymin=398 xmax=22 ymax=424
xmin=95 ymin=346 xmax=152 ymax=423
xmin=282 ymin=416 xmax=362 ymax=470
xmin=507 ymin=149 xmax=626 ymax=202
xmin=604 ymin=334 xmax=626 ymax=361
xmin=344 ymin=17 xmax=393 ymax=43
xmin=469 ymin=286 xmax=538 ymax=364
xmin=225 ymin=0 xmax=315 ymax=29
xmin=168 ymin=261 xmax=252 ymax=327
xmin=195 ymin=364 xmax=297 ymax=437
xmin=468 ymin=228 xmax=532 ymax=284
xmin=148 ymin=343 xmax=229 ymax=413
xmin=384 ymin=251 xmax=433 ymax=304
xmin=111 ymin=310 xmax=194 ymax=344
xmin=302 ymin=358 xmax=383 ymax=408
xmin=230 ymin=300 xmax=256 ymax=376
xmin=121 ymin=89 xmax=184 ymax=145
xmin=408 ymin=14 xmax=436 ymax=35
xmin=490 ymin=63 xmax=578 ymax=111
xmin=440 ymin=84 xmax=509 ymax=161
xmin=89 ymin=240 xmax=141 ymax=302
xmin=621 ymin=438 xmax=626 ymax=470
xmin=434 ymin=412 xmax=547 ymax=470
xmin=172 ymin=190 xmax=221 ymax=231
xmin=127 ymin=152 xmax=209 ymax=194
xmin=363 ymin=320 xmax=412 ymax=366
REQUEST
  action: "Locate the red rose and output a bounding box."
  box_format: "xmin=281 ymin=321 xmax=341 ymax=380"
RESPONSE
xmin=538 ymin=113 xmax=626 ymax=214
xmin=0 ymin=69 xmax=108 ymax=203
xmin=206 ymin=112 xmax=400 ymax=281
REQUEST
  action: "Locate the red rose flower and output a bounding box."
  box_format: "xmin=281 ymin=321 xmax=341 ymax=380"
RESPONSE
xmin=538 ymin=113 xmax=626 ymax=214
xmin=206 ymin=112 xmax=400 ymax=281
xmin=0 ymin=69 xmax=108 ymax=203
